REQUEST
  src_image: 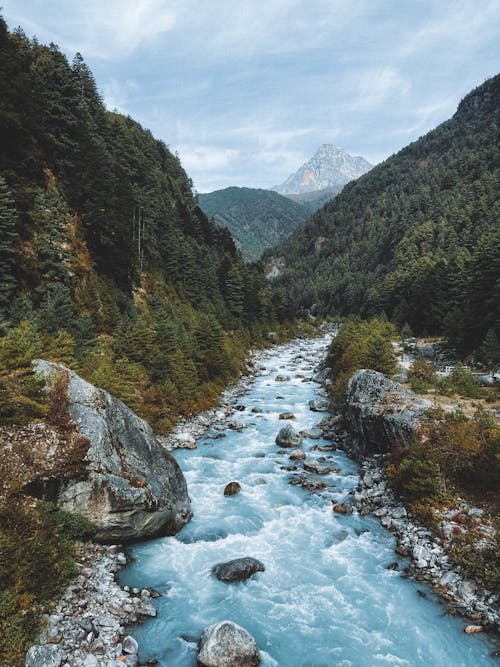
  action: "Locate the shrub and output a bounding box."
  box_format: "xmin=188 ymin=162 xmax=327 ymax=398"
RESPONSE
xmin=407 ymin=358 xmax=436 ymax=393
xmin=326 ymin=316 xmax=398 ymax=400
xmin=0 ymin=500 xmax=95 ymax=664
xmin=387 ymin=441 xmax=444 ymax=502
xmin=438 ymin=364 xmax=485 ymax=399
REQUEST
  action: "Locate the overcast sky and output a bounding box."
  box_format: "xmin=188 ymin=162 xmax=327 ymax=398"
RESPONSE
xmin=3 ymin=1 xmax=499 ymax=192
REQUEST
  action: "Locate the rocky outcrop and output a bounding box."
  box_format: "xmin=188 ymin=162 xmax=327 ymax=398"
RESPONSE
xmin=212 ymin=557 xmax=265 ymax=582
xmin=34 ymin=361 xmax=191 ymax=542
xmin=344 ymin=369 xmax=431 ymax=457
xmin=197 ymin=621 xmax=260 ymax=667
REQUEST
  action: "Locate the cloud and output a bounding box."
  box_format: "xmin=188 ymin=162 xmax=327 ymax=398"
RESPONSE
xmin=3 ymin=0 xmax=178 ymax=59
xmin=102 ymin=78 xmax=139 ymax=114
xmin=352 ymin=67 xmax=411 ymax=111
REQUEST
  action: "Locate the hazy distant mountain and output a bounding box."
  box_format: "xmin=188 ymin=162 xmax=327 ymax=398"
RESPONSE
xmin=273 ymin=145 xmax=372 ymax=195
xmin=284 ymin=185 xmax=344 ymax=215
xmin=198 ymin=187 xmax=309 ymax=261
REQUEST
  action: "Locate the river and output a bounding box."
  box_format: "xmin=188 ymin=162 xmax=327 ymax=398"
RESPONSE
xmin=120 ymin=334 xmax=496 ymax=666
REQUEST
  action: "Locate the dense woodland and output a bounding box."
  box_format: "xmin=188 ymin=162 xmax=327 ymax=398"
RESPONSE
xmin=0 ymin=17 xmax=291 ymax=432
xmin=271 ymin=74 xmax=500 ymax=356
xmin=197 ymin=186 xmax=309 ymax=261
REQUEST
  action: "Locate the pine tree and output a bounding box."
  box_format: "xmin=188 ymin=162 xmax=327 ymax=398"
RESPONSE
xmin=478 ymin=329 xmax=500 ymax=368
xmin=0 ymin=178 xmax=18 ymax=317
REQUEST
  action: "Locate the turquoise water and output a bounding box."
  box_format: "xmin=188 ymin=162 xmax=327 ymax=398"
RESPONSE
xmin=121 ymin=336 xmax=497 ymax=666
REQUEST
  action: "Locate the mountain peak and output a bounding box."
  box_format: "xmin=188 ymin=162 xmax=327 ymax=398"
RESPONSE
xmin=273 ymin=145 xmax=372 ymax=195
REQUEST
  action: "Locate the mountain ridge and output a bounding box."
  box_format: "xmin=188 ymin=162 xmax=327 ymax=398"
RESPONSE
xmin=273 ymin=144 xmax=372 ymax=195
xmin=197 ymin=186 xmax=309 ymax=261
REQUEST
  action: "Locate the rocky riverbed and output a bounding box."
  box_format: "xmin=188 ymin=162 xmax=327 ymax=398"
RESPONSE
xmin=25 ymin=543 xmax=158 ymax=667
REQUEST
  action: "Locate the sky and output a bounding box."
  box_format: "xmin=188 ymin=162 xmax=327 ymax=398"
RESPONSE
xmin=2 ymin=1 xmax=500 ymax=192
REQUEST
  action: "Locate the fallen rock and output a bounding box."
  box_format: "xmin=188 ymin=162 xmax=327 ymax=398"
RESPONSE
xmin=33 ymin=361 xmax=191 ymax=543
xmin=303 ymin=461 xmax=331 ymax=475
xmin=308 ymin=398 xmax=330 ymax=412
xmin=229 ymin=418 xmax=245 ymax=431
xmin=25 ymin=645 xmax=62 ymax=667
xmin=173 ymin=432 xmax=197 ymax=449
xmin=212 ymin=557 xmax=265 ymax=582
xmin=464 ymin=625 xmax=484 ymax=634
xmin=224 ymin=482 xmax=242 ymax=496
xmin=122 ymin=635 xmax=139 ymax=654
xmin=332 ymin=501 xmax=353 ymax=515
xmin=300 ymin=427 xmax=322 ymax=439
xmin=275 ymin=424 xmax=302 ymax=448
xmin=197 ymin=620 xmax=260 ymax=666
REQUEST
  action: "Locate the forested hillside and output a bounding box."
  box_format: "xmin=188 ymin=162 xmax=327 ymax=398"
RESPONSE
xmin=197 ymin=186 xmax=309 ymax=261
xmin=0 ymin=17 xmax=288 ymax=432
xmin=272 ymin=75 xmax=500 ymax=354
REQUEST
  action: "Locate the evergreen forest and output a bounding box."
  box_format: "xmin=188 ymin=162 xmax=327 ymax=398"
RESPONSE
xmin=0 ymin=17 xmax=290 ymax=432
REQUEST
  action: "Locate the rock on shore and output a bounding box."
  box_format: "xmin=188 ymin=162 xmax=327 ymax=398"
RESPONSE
xmin=34 ymin=361 xmax=191 ymax=543
xmin=344 ymin=369 xmax=431 ymax=457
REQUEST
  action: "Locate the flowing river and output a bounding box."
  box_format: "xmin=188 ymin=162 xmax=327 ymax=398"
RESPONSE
xmin=121 ymin=335 xmax=496 ymax=666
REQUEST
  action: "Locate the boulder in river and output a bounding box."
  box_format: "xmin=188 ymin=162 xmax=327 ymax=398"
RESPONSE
xmin=275 ymin=374 xmax=291 ymax=382
xmin=197 ymin=620 xmax=260 ymax=666
xmin=332 ymin=501 xmax=353 ymax=515
xmin=289 ymin=449 xmax=306 ymax=460
xmin=33 ymin=361 xmax=191 ymax=543
xmin=303 ymin=461 xmax=331 ymax=475
xmin=275 ymin=424 xmax=302 ymax=448
xmin=212 ymin=557 xmax=265 ymax=582
xmin=229 ymin=418 xmax=246 ymax=431
xmin=308 ymin=398 xmax=330 ymax=412
xmin=224 ymin=482 xmax=241 ymax=496
xmin=279 ymin=412 xmax=296 ymax=420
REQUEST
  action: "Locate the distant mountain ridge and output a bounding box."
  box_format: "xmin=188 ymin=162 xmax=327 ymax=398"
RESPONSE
xmin=273 ymin=144 xmax=372 ymax=195
xmin=197 ymin=187 xmax=309 ymax=261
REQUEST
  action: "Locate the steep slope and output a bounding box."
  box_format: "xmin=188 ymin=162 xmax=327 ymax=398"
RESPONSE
xmin=198 ymin=186 xmax=309 ymax=261
xmin=0 ymin=16 xmax=286 ymax=434
xmin=273 ymin=144 xmax=372 ymax=194
xmin=273 ymin=75 xmax=500 ymax=353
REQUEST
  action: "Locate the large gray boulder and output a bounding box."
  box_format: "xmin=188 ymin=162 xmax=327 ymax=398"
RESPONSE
xmin=212 ymin=557 xmax=265 ymax=582
xmin=344 ymin=369 xmax=431 ymax=457
xmin=197 ymin=621 xmax=260 ymax=666
xmin=34 ymin=361 xmax=191 ymax=542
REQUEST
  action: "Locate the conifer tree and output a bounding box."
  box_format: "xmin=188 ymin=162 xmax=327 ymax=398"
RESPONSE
xmin=0 ymin=178 xmax=18 ymax=317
